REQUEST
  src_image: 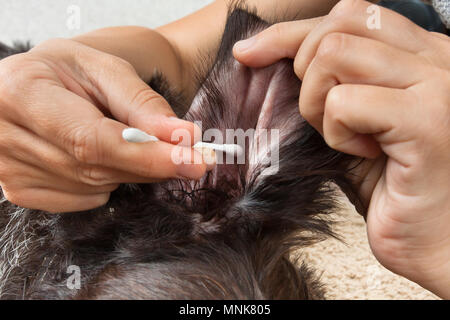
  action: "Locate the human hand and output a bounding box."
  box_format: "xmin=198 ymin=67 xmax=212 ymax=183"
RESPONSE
xmin=234 ymin=0 xmax=450 ymax=298
xmin=0 ymin=38 xmax=208 ymax=213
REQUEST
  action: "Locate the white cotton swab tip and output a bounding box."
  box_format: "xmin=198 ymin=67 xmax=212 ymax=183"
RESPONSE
xmin=122 ymin=128 xmax=244 ymax=157
xmin=122 ymin=128 xmax=159 ymax=143
xmin=193 ymin=141 xmax=244 ymax=158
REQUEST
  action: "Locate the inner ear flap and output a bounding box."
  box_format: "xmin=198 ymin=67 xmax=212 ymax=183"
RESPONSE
xmin=145 ymin=8 xmax=270 ymax=119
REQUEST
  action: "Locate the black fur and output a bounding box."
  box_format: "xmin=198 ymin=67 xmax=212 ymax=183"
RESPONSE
xmin=0 ymin=41 xmax=31 ymax=60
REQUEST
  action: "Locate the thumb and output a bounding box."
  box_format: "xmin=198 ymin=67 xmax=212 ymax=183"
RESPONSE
xmin=79 ymin=52 xmax=200 ymax=146
xmin=233 ymin=17 xmax=323 ymax=68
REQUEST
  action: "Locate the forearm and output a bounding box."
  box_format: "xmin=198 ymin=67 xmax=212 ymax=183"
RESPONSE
xmin=418 ymin=246 xmax=450 ymax=299
xmin=157 ymin=0 xmax=347 ymax=99
xmin=72 ymin=26 xmax=183 ymax=91
xmin=72 ymin=1 xmax=352 ymax=102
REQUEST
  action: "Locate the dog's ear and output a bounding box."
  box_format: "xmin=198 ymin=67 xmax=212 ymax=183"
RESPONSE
xmin=147 ymin=72 xmax=188 ymax=118
xmin=146 ymin=9 xmax=270 ymax=120
xmin=147 ymin=7 xmax=271 ymax=119
xmin=0 ymin=41 xmax=32 ymax=60
xmin=215 ymin=8 xmax=269 ymax=64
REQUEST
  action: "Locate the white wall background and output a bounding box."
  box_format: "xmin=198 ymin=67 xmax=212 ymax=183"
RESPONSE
xmin=0 ymin=0 xmax=213 ymax=45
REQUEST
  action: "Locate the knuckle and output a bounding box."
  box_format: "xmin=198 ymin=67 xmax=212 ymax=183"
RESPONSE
xmin=72 ymin=127 xmax=95 ymax=164
xmin=0 ymin=164 xmax=11 ymax=182
xmin=0 ymin=132 xmax=15 ymax=152
xmin=325 ymin=86 xmax=345 ymax=115
xmin=298 ymin=98 xmax=314 ymax=123
xmin=114 ymin=56 xmax=134 ymax=72
xmin=323 ymin=86 xmax=352 ymax=150
xmin=71 ymin=118 xmax=105 ymax=165
xmin=102 ymin=54 xmax=121 ymax=68
xmin=330 ymin=0 xmax=361 ymax=18
xmin=323 ymin=131 xmax=337 ymax=150
xmin=100 ymin=53 xmax=134 ymax=75
xmin=298 ymin=100 xmax=308 ymax=120
xmin=104 ymin=184 xmax=120 ymax=193
xmin=76 ymin=165 xmax=114 ymax=186
xmin=34 ymin=38 xmax=69 ymax=50
xmin=0 ymin=57 xmax=27 ymax=99
xmin=0 ymin=162 xmax=5 ymax=180
xmin=0 ymin=53 xmax=45 ymax=82
xmin=0 ymin=157 xmax=16 ymax=183
xmin=128 ymin=88 xmax=166 ymax=123
xmin=1 ymin=186 xmax=25 ymax=207
xmin=137 ymin=155 xmax=156 ymax=178
xmin=269 ymin=23 xmax=285 ymax=40
xmin=131 ymin=87 xmax=164 ymax=109
xmin=0 ymin=54 xmax=54 ymax=107
xmin=293 ymin=58 xmax=304 ymax=80
xmin=0 ymin=53 xmax=27 ymax=77
xmin=325 ymin=86 xmax=348 ymax=125
xmin=92 ymin=193 xmax=111 ymax=208
xmin=316 ymin=33 xmax=346 ymax=64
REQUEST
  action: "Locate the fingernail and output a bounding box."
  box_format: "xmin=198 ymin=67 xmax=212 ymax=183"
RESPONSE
xmin=234 ymin=36 xmax=257 ymax=53
xmin=168 ymin=116 xmax=187 ymax=124
xmin=176 ymin=165 xmax=202 ymax=180
xmin=195 ymin=147 xmax=216 ymax=171
xmin=174 ymin=147 xmax=209 ymax=179
xmin=165 ymin=116 xmax=195 ymax=146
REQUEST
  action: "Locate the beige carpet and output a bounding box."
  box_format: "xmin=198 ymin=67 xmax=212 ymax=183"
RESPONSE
xmin=297 ymin=198 xmax=439 ymax=300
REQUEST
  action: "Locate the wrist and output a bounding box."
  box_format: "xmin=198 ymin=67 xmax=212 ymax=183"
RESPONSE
xmin=397 ymin=231 xmax=450 ymax=299
xmin=392 ymin=222 xmax=450 ymax=299
xmin=72 ymin=27 xmax=185 ymax=93
xmin=416 ymin=258 xmax=450 ymax=299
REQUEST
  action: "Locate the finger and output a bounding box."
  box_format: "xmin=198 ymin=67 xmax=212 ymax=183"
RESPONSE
xmin=233 ymin=17 xmax=324 ymax=67
xmin=322 ymin=84 xmax=412 ymax=159
xmin=0 ymin=121 xmax=181 ymax=186
xmin=1 ymin=186 xmax=111 ymax=213
xmin=29 ymin=173 xmax=119 ymax=196
xmin=67 ymin=117 xmax=208 ymax=180
xmin=299 ymin=33 xmax=426 ymax=133
xmin=8 ymin=85 xmax=207 ymax=180
xmin=0 ymin=155 xmax=119 ymax=195
xmin=74 ymin=50 xmax=200 ymax=146
xmin=44 ymin=176 xmax=119 ymax=195
xmin=294 ymin=0 xmax=429 ymax=79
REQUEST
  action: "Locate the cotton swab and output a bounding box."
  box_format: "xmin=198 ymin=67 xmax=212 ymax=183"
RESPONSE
xmin=122 ymin=128 xmax=159 ymax=143
xmin=193 ymin=141 xmax=244 ymax=158
xmin=122 ymin=128 xmax=244 ymax=157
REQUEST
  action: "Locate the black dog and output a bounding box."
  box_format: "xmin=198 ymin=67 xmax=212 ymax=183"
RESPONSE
xmin=0 ymin=7 xmax=364 ymax=299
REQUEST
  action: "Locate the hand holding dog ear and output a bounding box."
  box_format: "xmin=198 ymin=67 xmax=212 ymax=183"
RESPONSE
xmin=0 ymin=38 xmax=207 ymax=213
xmin=234 ymin=0 xmax=450 ymax=298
